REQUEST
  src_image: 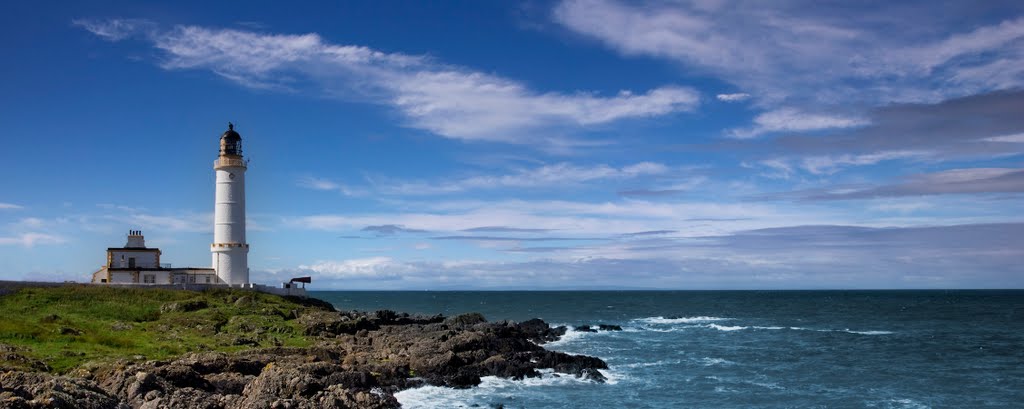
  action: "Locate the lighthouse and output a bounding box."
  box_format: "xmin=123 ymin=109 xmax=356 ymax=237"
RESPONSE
xmin=211 ymin=123 xmax=249 ymax=285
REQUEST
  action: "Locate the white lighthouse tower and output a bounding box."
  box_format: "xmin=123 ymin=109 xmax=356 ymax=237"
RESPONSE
xmin=211 ymin=123 xmax=249 ymax=286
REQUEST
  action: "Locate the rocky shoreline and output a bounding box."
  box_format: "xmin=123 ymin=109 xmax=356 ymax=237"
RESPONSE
xmin=0 ymin=295 xmax=607 ymax=408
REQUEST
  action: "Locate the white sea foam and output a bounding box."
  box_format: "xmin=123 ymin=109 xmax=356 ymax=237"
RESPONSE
xmin=394 ymin=368 xmax=615 ymax=408
xmin=865 ymin=398 xmax=931 ymax=409
xmin=706 ymin=323 xmax=746 ymax=331
xmin=543 ymin=325 xmax=588 ymax=347
xmin=788 ymin=326 xmax=894 ymax=335
xmin=843 ymin=329 xmax=894 ymax=335
xmin=696 ymin=357 xmax=735 ymax=366
xmin=634 ymin=316 xmax=731 ymax=324
xmin=620 ymin=359 xmax=683 ymax=369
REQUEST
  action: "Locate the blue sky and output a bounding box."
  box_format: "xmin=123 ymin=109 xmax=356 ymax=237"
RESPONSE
xmin=1 ymin=1 xmax=1022 ymax=289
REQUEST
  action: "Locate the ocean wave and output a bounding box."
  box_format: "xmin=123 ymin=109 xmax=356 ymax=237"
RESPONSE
xmin=633 ymin=316 xmax=732 ymax=324
xmin=842 ymin=329 xmax=894 ymax=335
xmin=543 ymin=325 xmax=588 ymax=347
xmin=394 ymin=368 xmax=615 ymax=408
xmin=619 ymin=359 xmax=683 ymax=369
xmin=789 ymin=327 xmax=894 ymax=335
xmin=865 ymin=398 xmax=930 ymax=409
xmin=695 ymin=324 xmax=894 ymax=335
xmin=696 ymin=357 xmax=735 ymax=366
xmin=706 ymin=323 xmax=745 ymax=331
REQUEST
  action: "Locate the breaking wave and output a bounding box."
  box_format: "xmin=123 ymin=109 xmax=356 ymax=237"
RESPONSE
xmin=395 ymin=368 xmax=617 ymax=409
xmin=633 ymin=316 xmax=732 ymax=324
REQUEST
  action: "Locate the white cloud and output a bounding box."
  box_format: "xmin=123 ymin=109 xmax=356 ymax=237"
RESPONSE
xmin=983 ymin=132 xmax=1024 ymax=143
xmin=265 ymin=222 xmax=1024 ymax=289
xmin=554 ymin=0 xmax=1024 ymax=105
xmin=728 ymin=108 xmax=869 ymax=139
xmin=373 ymin=162 xmax=670 ymax=195
xmin=716 ymin=93 xmax=750 ymax=102
xmin=298 ymin=176 xmax=340 ymax=191
xmin=748 ymin=151 xmax=926 ymax=177
xmin=12 ymin=217 xmax=45 ymax=229
xmin=296 ymin=257 xmax=416 ymax=279
xmin=79 ymin=20 xmax=700 ymax=149
xmin=287 ymin=198 xmax=834 ymax=239
xmin=914 ymin=167 xmax=1019 ymax=184
xmin=869 ymin=201 xmax=933 ymax=214
xmin=72 ymin=18 xmax=150 ymax=41
xmin=0 ymin=233 xmax=66 ymax=247
xmin=799 ymin=151 xmax=926 ymax=175
xmin=753 ymin=159 xmax=796 ymax=180
xmin=0 ymin=203 xmax=23 ymax=210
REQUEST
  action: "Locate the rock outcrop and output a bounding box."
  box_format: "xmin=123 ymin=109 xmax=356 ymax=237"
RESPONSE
xmin=0 ymin=307 xmax=606 ymax=408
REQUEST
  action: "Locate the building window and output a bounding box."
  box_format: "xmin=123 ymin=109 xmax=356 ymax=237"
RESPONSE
xmin=143 ymin=274 xmax=155 ymax=284
xmin=205 ymin=276 xmax=211 ymax=283
xmin=128 ymin=257 xmax=136 ymax=268
xmin=189 ymin=275 xmax=196 ymax=283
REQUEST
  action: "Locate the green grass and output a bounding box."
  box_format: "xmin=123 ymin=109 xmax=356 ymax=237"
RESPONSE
xmin=0 ymin=286 xmax=316 ymax=373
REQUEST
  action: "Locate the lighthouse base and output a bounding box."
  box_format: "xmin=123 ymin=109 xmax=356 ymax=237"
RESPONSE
xmin=211 ymin=245 xmax=249 ymax=285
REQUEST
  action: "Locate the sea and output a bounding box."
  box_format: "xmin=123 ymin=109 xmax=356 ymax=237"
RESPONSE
xmin=311 ymin=290 xmax=1024 ymax=408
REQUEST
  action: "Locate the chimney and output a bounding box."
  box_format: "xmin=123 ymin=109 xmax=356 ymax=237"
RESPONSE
xmin=126 ymin=230 xmax=146 ymax=248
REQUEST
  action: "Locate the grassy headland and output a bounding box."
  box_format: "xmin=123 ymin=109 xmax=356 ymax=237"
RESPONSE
xmin=0 ymin=285 xmax=317 ymax=373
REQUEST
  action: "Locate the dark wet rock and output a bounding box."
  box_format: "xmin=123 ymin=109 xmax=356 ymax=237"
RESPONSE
xmin=0 ymin=371 xmax=121 ymax=409
xmin=444 ymin=313 xmax=487 ymax=328
xmin=2 ymin=307 xmax=605 ymax=408
xmin=517 ymin=318 xmax=567 ymax=343
xmin=575 ymin=324 xmax=623 ymax=332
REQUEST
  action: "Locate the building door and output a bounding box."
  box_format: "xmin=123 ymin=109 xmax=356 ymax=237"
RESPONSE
xmin=128 ymin=257 xmax=136 ymax=268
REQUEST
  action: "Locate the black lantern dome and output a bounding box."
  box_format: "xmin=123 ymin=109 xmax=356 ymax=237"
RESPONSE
xmin=220 ymin=123 xmax=243 ymax=156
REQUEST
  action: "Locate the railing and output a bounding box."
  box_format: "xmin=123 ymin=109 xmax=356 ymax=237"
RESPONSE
xmin=160 ymin=263 xmax=172 ymax=268
xmin=214 ymin=157 xmax=247 ymax=168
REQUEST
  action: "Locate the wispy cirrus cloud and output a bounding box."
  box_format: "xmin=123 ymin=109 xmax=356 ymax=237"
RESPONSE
xmin=461 ymin=226 xmax=555 ymax=233
xmin=757 ymin=168 xmax=1024 ymax=202
xmin=728 ymin=108 xmax=869 ymax=139
xmin=301 ymin=162 xmax=672 ymax=196
xmin=0 ymin=232 xmax=66 ymax=247
xmin=263 ymin=222 xmax=1024 ymax=289
xmin=72 ymin=18 xmax=151 ymax=41
xmin=295 ymin=257 xmax=412 ymax=280
xmin=716 ymin=93 xmax=750 ymax=102
xmin=361 ymin=224 xmax=428 ymax=235
xmin=747 ymin=150 xmax=927 ymax=177
xmin=554 ymin=0 xmax=1024 ymax=105
xmin=766 ymin=90 xmax=1024 ymax=160
xmin=801 ymin=168 xmax=1024 ymax=200
xmin=0 ymin=203 xmax=24 ymax=210
xmin=76 ymin=19 xmax=699 ymax=150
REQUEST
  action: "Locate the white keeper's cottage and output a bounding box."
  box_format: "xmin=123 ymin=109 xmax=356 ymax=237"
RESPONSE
xmin=90 ymin=230 xmax=218 ymax=285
